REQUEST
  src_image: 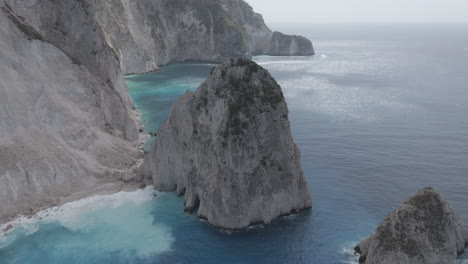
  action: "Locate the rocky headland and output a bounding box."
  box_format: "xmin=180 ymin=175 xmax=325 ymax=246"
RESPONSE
xmin=355 ymin=187 xmax=468 ymax=264
xmin=141 ymin=59 xmax=312 ymax=229
xmin=0 ymin=0 xmax=314 ymax=223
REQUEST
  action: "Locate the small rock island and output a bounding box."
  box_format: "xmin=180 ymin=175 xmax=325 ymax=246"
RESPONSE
xmin=355 ymin=187 xmax=468 ymax=264
xmin=141 ymin=58 xmax=312 ymax=229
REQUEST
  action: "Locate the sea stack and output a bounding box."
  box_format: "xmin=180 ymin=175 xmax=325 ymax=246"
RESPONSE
xmin=141 ymin=58 xmax=312 ymax=229
xmin=355 ymin=187 xmax=468 ymax=264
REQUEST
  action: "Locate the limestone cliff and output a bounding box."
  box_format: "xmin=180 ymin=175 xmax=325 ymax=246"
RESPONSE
xmin=355 ymin=187 xmax=468 ymax=264
xmin=91 ymin=0 xmax=315 ymax=74
xmin=0 ymin=1 xmax=143 ymax=224
xmin=141 ymin=59 xmax=312 ymax=229
xmin=263 ymin=31 xmax=315 ymax=56
xmin=0 ymin=0 xmax=314 ymax=223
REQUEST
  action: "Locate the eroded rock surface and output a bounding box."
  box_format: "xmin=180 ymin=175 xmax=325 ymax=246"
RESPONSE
xmin=141 ymin=59 xmax=312 ymax=229
xmin=0 ymin=1 xmax=144 ymax=224
xmin=355 ymin=187 xmax=468 ymax=264
xmin=0 ymin=0 xmax=314 ymax=223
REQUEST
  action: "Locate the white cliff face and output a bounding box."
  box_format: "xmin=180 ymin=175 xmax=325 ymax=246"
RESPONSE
xmin=263 ymin=32 xmax=315 ymax=56
xmin=355 ymin=187 xmax=468 ymax=264
xmin=85 ymin=0 xmax=315 ymax=74
xmin=0 ymin=0 xmax=314 ymax=223
xmin=0 ymin=2 xmax=143 ymax=223
xmin=141 ymin=59 xmax=312 ymax=229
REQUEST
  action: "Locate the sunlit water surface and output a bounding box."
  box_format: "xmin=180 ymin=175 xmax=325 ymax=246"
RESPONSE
xmin=1 ymin=24 xmax=468 ymax=264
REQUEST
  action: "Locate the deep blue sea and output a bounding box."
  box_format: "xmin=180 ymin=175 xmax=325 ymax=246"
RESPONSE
xmin=1 ymin=24 xmax=468 ymax=264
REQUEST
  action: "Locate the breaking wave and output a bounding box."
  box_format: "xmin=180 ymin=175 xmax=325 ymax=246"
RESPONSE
xmin=0 ymin=187 xmax=174 ymax=260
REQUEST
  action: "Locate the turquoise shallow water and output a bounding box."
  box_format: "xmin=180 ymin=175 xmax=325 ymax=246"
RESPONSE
xmin=1 ymin=24 xmax=468 ymax=263
xmin=125 ymin=63 xmax=217 ymax=150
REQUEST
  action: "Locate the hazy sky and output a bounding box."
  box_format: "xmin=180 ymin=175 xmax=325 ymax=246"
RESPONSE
xmin=245 ymin=0 xmax=468 ymax=24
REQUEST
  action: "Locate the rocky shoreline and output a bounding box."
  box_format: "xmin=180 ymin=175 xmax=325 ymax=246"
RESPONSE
xmin=0 ymin=0 xmax=314 ymax=224
xmin=0 ymin=186 xmax=159 ymax=239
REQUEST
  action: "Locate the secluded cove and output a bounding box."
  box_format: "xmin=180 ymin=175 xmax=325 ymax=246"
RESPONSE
xmin=125 ymin=63 xmax=216 ymax=150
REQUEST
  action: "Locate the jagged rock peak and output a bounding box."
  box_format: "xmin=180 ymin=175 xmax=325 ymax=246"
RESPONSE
xmin=355 ymin=187 xmax=468 ymax=264
xmin=141 ymin=58 xmax=312 ymax=229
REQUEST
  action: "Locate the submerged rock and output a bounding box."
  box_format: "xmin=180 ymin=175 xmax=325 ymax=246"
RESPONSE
xmin=141 ymin=58 xmax=312 ymax=229
xmin=355 ymin=187 xmax=468 ymax=264
xmin=2 ymin=224 xmax=13 ymax=232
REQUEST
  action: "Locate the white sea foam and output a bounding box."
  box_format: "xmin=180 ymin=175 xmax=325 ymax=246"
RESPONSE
xmin=1 ymin=187 xmax=154 ymax=232
xmin=0 ymin=187 xmax=174 ymax=257
xmin=340 ymin=242 xmax=360 ymax=264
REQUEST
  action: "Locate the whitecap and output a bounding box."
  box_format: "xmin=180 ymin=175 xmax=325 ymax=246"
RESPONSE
xmin=340 ymin=241 xmax=360 ymax=264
